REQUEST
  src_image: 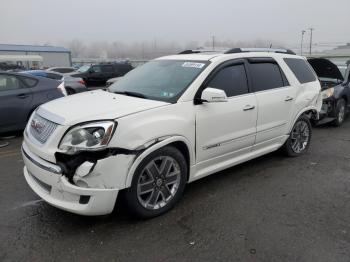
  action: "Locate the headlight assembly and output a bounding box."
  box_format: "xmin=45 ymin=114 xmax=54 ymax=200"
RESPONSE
xmin=321 ymin=87 xmax=334 ymax=100
xmin=59 ymin=121 xmax=116 ymax=154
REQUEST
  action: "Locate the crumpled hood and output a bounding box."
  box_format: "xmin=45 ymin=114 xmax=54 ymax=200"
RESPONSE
xmin=37 ymin=90 xmax=169 ymax=125
xmin=308 ymin=58 xmax=344 ymax=81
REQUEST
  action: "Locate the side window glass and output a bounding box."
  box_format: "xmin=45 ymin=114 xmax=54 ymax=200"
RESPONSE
xmin=47 ymin=73 xmax=62 ymax=80
xmin=249 ymin=62 xmax=285 ymax=92
xmin=0 ymin=75 xmax=21 ymax=91
xmin=20 ymin=76 xmax=38 ymax=87
xmin=92 ymin=66 xmax=102 ymax=73
xmin=284 ymin=58 xmax=317 ymax=84
xmin=103 ymin=65 xmax=114 ymax=72
xmin=207 ymin=64 xmax=249 ymax=97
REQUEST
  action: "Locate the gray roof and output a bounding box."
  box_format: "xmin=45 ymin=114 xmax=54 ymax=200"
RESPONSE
xmin=0 ymin=44 xmax=70 ymax=53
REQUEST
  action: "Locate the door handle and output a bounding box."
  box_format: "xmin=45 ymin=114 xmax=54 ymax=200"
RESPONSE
xmin=243 ymin=105 xmax=255 ymax=111
xmin=17 ymin=93 xmax=29 ymax=99
xmin=285 ymin=96 xmax=294 ymax=102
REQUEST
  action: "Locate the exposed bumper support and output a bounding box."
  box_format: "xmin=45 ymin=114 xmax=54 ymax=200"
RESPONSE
xmin=22 ymin=142 xmax=119 ymax=215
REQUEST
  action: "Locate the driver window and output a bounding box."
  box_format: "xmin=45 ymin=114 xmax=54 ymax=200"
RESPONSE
xmin=0 ymin=75 xmax=21 ymax=91
xmin=207 ymin=64 xmax=249 ymax=97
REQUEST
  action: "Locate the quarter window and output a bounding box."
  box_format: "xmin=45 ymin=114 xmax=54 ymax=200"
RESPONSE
xmin=0 ymin=75 xmax=21 ymax=91
xmin=284 ymin=58 xmax=317 ymax=84
xmin=207 ymin=64 xmax=249 ymax=97
xmin=102 ymin=65 xmax=114 ymax=72
xmin=249 ymin=62 xmax=285 ymax=92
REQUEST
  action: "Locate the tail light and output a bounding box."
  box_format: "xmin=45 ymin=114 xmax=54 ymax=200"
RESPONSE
xmin=78 ymin=79 xmax=86 ymax=86
xmin=57 ymin=82 xmax=68 ymax=96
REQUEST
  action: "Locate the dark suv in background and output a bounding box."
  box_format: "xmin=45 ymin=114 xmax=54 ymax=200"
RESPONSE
xmin=71 ymin=62 xmax=133 ymax=86
xmin=308 ymin=58 xmax=350 ymax=126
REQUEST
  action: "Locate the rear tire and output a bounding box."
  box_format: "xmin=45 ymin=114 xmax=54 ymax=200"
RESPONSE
xmin=333 ymin=98 xmax=346 ymax=127
xmin=282 ymin=115 xmax=312 ymax=157
xmin=124 ymin=146 xmax=187 ymax=218
xmin=66 ymin=87 xmax=75 ymax=95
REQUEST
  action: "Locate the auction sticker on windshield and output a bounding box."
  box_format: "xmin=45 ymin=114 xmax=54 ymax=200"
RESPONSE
xmin=182 ymin=62 xmax=206 ymax=69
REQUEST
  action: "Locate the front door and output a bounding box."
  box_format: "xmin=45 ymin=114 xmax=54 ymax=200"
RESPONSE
xmin=0 ymin=74 xmax=33 ymax=132
xmin=195 ymin=61 xmax=258 ymax=163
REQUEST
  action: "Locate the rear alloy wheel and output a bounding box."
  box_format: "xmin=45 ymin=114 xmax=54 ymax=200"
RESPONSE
xmin=282 ymin=115 xmax=312 ymax=157
xmin=124 ymin=146 xmax=187 ymax=218
xmin=333 ymin=99 xmax=346 ymax=127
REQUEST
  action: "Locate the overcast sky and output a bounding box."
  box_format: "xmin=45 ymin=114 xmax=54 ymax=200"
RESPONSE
xmin=1 ymin=0 xmax=349 ymax=48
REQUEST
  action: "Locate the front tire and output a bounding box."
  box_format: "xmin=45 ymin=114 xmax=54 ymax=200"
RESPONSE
xmin=282 ymin=115 xmax=312 ymax=157
xmin=124 ymin=146 xmax=187 ymax=218
xmin=333 ymin=98 xmax=346 ymax=127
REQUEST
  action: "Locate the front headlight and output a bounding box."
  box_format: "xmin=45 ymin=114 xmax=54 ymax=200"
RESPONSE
xmin=321 ymin=87 xmax=334 ymax=100
xmin=59 ymin=121 xmax=116 ymax=154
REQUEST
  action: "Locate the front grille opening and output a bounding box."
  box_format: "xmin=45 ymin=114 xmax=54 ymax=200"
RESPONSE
xmin=79 ymin=195 xmax=91 ymax=204
xmin=30 ymin=173 xmax=52 ymax=193
xmin=29 ymin=113 xmax=58 ymax=144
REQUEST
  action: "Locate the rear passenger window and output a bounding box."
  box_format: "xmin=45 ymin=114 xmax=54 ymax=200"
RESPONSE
xmin=103 ymin=65 xmax=114 ymax=72
xmin=46 ymin=73 xmax=62 ymax=80
xmin=20 ymin=76 xmax=38 ymax=87
xmin=284 ymin=58 xmax=317 ymax=83
xmin=249 ymin=62 xmax=285 ymax=92
xmin=207 ymin=64 xmax=249 ymax=97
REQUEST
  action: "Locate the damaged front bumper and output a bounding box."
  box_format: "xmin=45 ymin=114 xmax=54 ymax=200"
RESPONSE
xmin=22 ymin=142 xmax=132 ymax=216
xmin=318 ymin=97 xmax=337 ymax=124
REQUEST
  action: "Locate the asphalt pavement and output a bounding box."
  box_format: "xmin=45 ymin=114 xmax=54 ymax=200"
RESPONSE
xmin=1 ymin=120 xmax=350 ymax=262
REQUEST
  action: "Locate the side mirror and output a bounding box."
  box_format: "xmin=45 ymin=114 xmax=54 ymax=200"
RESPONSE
xmin=201 ymin=87 xmax=228 ymax=103
xmin=88 ymin=69 xmax=94 ymax=74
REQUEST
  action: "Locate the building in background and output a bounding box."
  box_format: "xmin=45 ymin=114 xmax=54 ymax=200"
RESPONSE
xmin=0 ymin=44 xmax=71 ymax=69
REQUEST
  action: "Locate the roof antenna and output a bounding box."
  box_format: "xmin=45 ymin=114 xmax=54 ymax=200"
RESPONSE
xmin=269 ymin=43 xmax=273 ymax=48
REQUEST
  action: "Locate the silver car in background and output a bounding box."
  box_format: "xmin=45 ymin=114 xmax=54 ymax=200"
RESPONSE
xmin=24 ymin=70 xmax=87 ymax=95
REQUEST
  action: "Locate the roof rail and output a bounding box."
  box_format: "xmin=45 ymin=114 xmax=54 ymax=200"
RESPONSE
xmin=224 ymin=48 xmax=296 ymax=55
xmin=178 ymin=49 xmax=221 ymax=54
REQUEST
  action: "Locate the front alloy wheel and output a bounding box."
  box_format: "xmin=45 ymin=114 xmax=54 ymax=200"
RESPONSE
xmin=124 ymin=146 xmax=187 ymax=218
xmin=283 ymin=115 xmax=312 ymax=157
xmin=333 ymin=99 xmax=346 ymax=127
xmin=137 ymin=156 xmax=181 ymax=210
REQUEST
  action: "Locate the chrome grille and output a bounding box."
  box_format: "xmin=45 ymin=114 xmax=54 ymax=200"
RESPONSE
xmin=29 ymin=113 xmax=57 ymax=144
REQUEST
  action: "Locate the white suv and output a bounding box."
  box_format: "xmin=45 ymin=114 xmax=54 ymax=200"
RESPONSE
xmin=22 ymin=48 xmax=322 ymax=218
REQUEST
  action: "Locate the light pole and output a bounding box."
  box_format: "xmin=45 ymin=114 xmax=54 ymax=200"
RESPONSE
xmin=301 ymin=30 xmax=306 ymax=56
xmin=212 ymin=36 xmax=215 ymax=51
xmin=309 ymin=28 xmax=314 ymax=56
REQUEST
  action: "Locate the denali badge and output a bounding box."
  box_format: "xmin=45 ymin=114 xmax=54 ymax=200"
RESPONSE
xmin=31 ymin=119 xmax=45 ymax=134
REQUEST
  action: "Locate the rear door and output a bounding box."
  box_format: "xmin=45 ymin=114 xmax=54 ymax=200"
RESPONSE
xmin=246 ymin=58 xmax=295 ymax=148
xmin=101 ymin=65 xmax=115 ymax=81
xmin=0 ymin=74 xmax=33 ymax=132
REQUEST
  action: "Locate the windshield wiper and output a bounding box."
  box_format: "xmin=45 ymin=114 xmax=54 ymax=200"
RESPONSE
xmin=114 ymin=91 xmax=147 ymax=99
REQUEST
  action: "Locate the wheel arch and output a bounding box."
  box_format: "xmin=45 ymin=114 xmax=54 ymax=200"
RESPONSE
xmin=124 ymin=136 xmax=194 ymax=188
xmin=289 ymin=106 xmax=318 ymax=133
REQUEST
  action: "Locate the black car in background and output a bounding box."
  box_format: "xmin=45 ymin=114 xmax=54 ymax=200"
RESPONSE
xmin=71 ymin=62 xmax=133 ymax=86
xmin=308 ymin=58 xmax=350 ymax=126
xmin=0 ymin=72 xmax=65 ymax=133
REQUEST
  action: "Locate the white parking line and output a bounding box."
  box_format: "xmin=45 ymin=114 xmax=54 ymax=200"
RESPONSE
xmin=12 ymin=199 xmax=44 ymax=210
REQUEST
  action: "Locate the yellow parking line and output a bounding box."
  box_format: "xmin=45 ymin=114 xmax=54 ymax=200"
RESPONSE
xmin=0 ymin=150 xmax=19 ymax=155
xmin=0 ymin=152 xmax=21 ymax=158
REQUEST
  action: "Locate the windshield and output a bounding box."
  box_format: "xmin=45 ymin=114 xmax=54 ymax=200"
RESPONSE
xmin=108 ymin=60 xmax=209 ymax=102
xmin=77 ymin=65 xmax=91 ymax=73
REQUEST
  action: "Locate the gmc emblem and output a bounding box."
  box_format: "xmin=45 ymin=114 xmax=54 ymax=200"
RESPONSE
xmin=31 ymin=119 xmax=45 ymax=134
